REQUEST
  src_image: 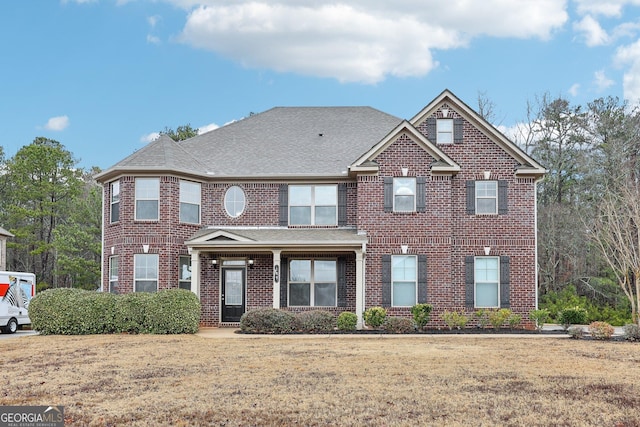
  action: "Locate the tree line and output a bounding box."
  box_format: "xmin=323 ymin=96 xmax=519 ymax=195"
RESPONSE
xmin=1 ymin=108 xmax=638 ymax=324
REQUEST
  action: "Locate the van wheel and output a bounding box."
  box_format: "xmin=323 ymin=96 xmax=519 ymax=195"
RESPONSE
xmin=4 ymin=318 xmax=18 ymax=334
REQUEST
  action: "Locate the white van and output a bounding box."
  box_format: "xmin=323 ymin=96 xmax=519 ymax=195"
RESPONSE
xmin=0 ymin=271 xmax=36 ymax=334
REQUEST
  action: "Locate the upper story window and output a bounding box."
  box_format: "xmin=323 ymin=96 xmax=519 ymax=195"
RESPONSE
xmin=135 ymin=178 xmax=159 ymax=221
xmin=134 ymin=253 xmax=158 ymax=293
xmin=289 ymin=185 xmax=337 ymax=225
xmin=289 ymin=259 xmax=337 ymax=307
xmin=466 ymin=180 xmax=507 ymax=216
xmin=437 ymin=119 xmax=453 ymax=144
xmin=110 ymin=181 xmax=120 ymax=223
xmin=393 ymin=178 xmax=416 ymax=212
xmin=224 ymin=186 xmax=246 ymax=218
xmin=392 ymin=255 xmax=417 ymax=307
xmin=476 ymin=181 xmax=498 ymax=215
xmin=180 ymin=180 xmax=201 ymax=224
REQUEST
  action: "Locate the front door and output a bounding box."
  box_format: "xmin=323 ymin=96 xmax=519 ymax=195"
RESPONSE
xmin=221 ymin=268 xmax=245 ymax=322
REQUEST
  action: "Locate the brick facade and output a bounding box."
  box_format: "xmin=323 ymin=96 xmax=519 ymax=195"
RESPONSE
xmin=98 ymin=90 xmax=544 ymax=328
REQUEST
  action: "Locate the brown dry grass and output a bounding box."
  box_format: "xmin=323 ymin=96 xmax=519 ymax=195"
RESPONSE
xmin=1 ymin=334 xmax=639 ymax=426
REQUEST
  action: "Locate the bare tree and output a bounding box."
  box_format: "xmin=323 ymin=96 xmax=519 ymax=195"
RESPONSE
xmin=589 ymin=180 xmax=640 ymax=326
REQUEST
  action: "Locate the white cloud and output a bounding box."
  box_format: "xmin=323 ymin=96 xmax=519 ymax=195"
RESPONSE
xmin=569 ymin=83 xmax=581 ymax=96
xmin=573 ymin=0 xmax=640 ymax=17
xmin=197 ymin=123 xmax=219 ymax=134
xmin=175 ymin=1 xmax=568 ymax=84
xmin=61 ymin=0 xmax=96 ymax=4
xmin=573 ymin=15 xmax=609 ymax=46
xmin=44 ymin=115 xmax=70 ymax=131
xmin=615 ymin=39 xmax=640 ymax=105
xmin=147 ymin=34 xmax=161 ymax=44
xmin=140 ymin=132 xmax=160 ymax=144
xmin=593 ymin=70 xmax=615 ymax=91
xmin=148 ymin=15 xmax=161 ymax=28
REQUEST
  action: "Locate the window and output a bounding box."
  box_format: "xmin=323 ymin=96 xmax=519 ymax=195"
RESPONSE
xmin=135 ymin=178 xmax=159 ymax=221
xmin=475 ymin=257 xmax=499 ymax=308
xmin=109 ymin=256 xmax=118 ymax=294
xmin=476 ymin=181 xmax=498 ymax=214
xmin=180 ymin=180 xmax=201 ymax=223
xmin=289 ymin=185 xmax=337 ymax=225
xmin=392 ymin=255 xmax=417 ymax=306
xmin=437 ymin=119 xmax=453 ymax=143
xmin=110 ymin=181 xmax=120 ymax=223
xmin=224 ymin=186 xmax=246 ymax=218
xmin=134 ymin=254 xmax=158 ymax=292
xmin=393 ymin=178 xmax=416 ymax=212
xmin=289 ymin=259 xmax=336 ymax=306
xmin=179 ymin=256 xmax=191 ymax=291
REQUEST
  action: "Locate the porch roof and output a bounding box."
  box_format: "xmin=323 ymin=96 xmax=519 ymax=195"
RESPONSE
xmin=185 ymin=227 xmax=367 ymax=253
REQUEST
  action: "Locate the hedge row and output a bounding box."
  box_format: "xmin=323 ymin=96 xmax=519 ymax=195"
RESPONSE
xmin=29 ymin=288 xmax=200 ymax=335
xmin=240 ymin=308 xmax=354 ymax=333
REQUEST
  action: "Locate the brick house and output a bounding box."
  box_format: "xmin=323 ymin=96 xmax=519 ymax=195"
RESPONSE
xmin=95 ymin=89 xmax=545 ymax=328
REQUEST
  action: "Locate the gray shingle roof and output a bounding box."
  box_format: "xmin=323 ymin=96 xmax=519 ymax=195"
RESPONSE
xmin=96 ymin=107 xmax=401 ymax=181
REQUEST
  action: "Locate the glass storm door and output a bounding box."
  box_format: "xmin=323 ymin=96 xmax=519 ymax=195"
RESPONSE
xmin=221 ymin=268 xmax=245 ymax=322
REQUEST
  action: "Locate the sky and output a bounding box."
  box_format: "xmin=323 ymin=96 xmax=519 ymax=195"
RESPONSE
xmin=1 ymin=0 xmax=640 ymax=170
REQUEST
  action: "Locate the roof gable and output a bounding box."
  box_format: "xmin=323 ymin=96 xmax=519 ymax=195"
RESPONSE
xmin=350 ymin=120 xmax=460 ymax=175
xmin=410 ymin=89 xmax=546 ymax=177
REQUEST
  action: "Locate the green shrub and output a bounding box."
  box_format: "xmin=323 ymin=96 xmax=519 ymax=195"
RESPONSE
xmin=588 ymin=321 xmax=614 ymax=340
xmin=508 ymin=313 xmax=522 ymax=329
xmin=559 ymin=307 xmax=588 ymax=330
xmin=239 ymin=308 xmax=296 ymax=333
xmin=567 ymin=326 xmax=585 ymax=339
xmin=488 ymin=309 xmax=512 ymax=330
xmin=622 ymin=323 xmax=640 ymax=341
xmin=363 ymin=306 xmax=387 ymax=329
xmin=145 ymin=289 xmax=201 ymax=334
xmin=529 ymin=309 xmax=550 ymax=331
xmin=383 ymin=316 xmax=415 ymax=333
xmin=410 ymin=304 xmax=433 ymax=330
xmin=295 ymin=310 xmax=336 ymax=333
xmin=442 ymin=311 xmax=468 ymax=330
xmin=474 ymin=309 xmax=490 ymax=329
xmin=337 ymin=312 xmax=358 ymax=331
xmin=29 ymin=288 xmax=199 ymax=335
xmin=540 ymin=285 xmax=632 ymax=326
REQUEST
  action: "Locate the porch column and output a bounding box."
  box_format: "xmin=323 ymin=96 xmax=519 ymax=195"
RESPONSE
xmin=355 ymin=248 xmax=364 ymax=329
xmin=190 ymin=249 xmax=200 ymax=299
xmin=272 ymin=249 xmax=281 ymax=309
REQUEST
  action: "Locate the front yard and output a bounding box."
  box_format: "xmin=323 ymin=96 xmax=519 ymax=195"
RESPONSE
xmin=1 ymin=334 xmax=639 ymax=426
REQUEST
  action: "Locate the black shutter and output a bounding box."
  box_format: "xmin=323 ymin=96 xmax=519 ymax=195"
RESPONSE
xmin=500 ymin=256 xmax=511 ymax=308
xmin=280 ymin=258 xmax=288 ymax=308
xmin=498 ymin=180 xmax=508 ymax=215
xmin=417 ymin=255 xmax=427 ymax=303
xmin=383 ymin=177 xmax=393 ymax=213
xmin=416 ymin=177 xmax=426 ymax=213
xmin=465 ymin=256 xmax=475 ymax=309
xmin=338 ymin=183 xmax=347 ymax=226
xmin=381 ymin=255 xmax=391 ymax=307
xmin=466 ymin=181 xmax=476 ymax=215
xmin=337 ymin=257 xmax=347 ymax=307
xmin=279 ymin=184 xmax=288 ymax=226
xmin=453 ymin=118 xmax=463 ymax=144
xmin=426 ymin=117 xmax=436 ymax=141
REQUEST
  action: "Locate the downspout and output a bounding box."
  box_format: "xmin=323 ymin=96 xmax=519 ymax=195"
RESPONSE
xmin=534 ymin=178 xmax=541 ymax=309
xmin=100 ymin=184 xmax=105 ymax=293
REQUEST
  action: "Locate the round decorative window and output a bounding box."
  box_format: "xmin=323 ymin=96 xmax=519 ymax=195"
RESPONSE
xmin=224 ymin=186 xmax=246 ymax=218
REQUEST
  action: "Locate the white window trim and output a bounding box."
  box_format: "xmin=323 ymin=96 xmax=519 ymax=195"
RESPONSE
xmin=437 ymin=118 xmax=453 ymax=144
xmin=179 ymin=180 xmax=201 ymax=224
xmin=391 ymin=255 xmax=417 ymax=307
xmin=393 ymin=177 xmax=416 ymax=213
xmin=224 ymin=185 xmax=246 ymax=218
xmin=289 ymin=185 xmax=338 ymax=226
xmin=134 ymin=253 xmax=159 ymax=293
xmin=288 ymin=258 xmax=337 ymax=307
xmin=134 ymin=177 xmax=160 ymax=221
xmin=475 ymin=256 xmax=500 ymax=308
xmin=179 ymin=255 xmax=192 ymax=291
xmin=109 ymin=255 xmax=118 ymax=293
xmin=110 ymin=181 xmax=120 ymax=223
xmin=475 ymin=180 xmax=498 ymax=215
